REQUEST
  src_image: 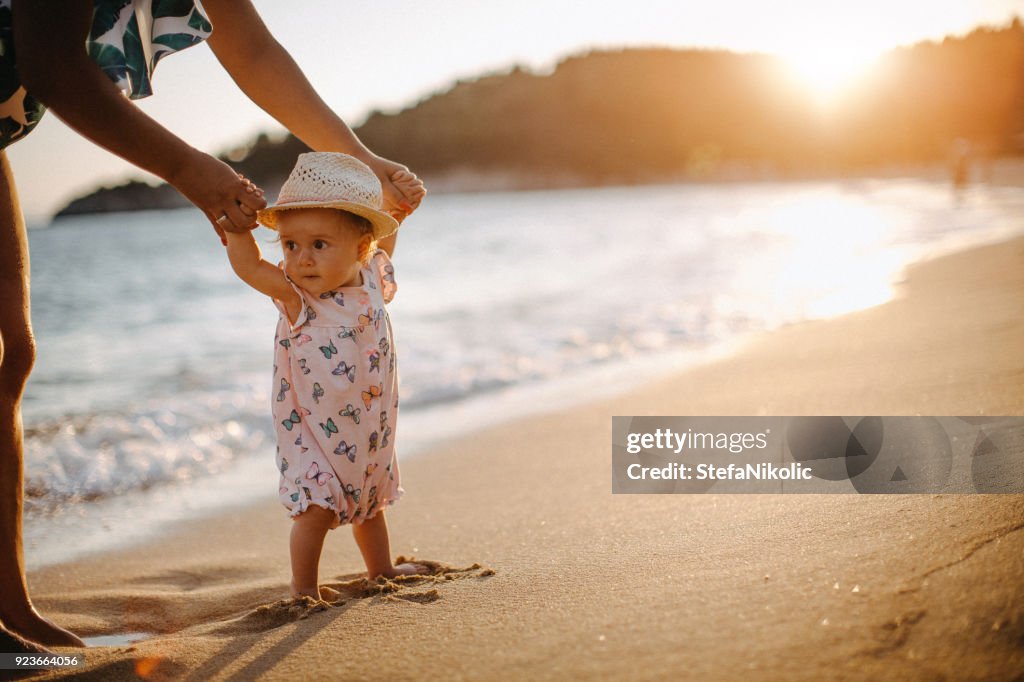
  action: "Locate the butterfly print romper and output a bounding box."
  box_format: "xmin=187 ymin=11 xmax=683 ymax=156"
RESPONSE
xmin=272 ymin=250 xmax=401 ymax=527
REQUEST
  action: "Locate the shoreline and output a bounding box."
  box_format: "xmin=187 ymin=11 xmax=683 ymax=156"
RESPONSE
xmin=41 ymin=156 xmax=1024 ymax=225
xmin=25 ymin=235 xmax=1024 ymax=680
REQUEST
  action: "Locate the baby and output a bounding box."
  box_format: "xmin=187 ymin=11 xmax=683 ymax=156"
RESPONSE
xmin=224 ymin=152 xmax=426 ymax=599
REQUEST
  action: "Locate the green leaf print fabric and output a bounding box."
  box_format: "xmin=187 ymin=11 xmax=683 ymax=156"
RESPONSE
xmin=88 ymin=0 xmax=212 ymax=99
xmin=90 ymin=0 xmax=133 ymax=40
xmin=0 ymin=0 xmax=213 ymax=148
xmin=152 ymin=0 xmax=196 ymax=19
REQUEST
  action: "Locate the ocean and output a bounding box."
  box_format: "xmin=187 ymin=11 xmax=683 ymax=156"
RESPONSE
xmin=22 ymin=178 xmax=1024 ymax=567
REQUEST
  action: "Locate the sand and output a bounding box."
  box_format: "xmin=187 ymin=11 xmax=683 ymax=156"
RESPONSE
xmin=20 ymin=237 xmax=1024 ymax=681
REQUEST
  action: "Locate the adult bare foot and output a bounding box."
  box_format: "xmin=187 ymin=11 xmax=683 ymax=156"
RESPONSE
xmin=3 ymin=609 xmax=84 ymax=648
xmin=0 ymin=606 xmax=81 ymax=647
xmin=0 ymin=624 xmax=51 ymax=654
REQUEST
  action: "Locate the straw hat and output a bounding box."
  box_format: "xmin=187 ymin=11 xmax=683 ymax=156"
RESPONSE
xmin=257 ymin=152 xmax=399 ymax=239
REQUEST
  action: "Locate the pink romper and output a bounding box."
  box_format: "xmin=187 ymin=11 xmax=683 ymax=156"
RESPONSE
xmin=271 ymin=250 xmax=402 ymax=528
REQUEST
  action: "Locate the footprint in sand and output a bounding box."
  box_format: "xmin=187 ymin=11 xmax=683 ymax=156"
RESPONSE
xmin=320 ymin=558 xmax=493 ymax=601
xmin=215 ymin=597 xmax=329 ymax=635
xmin=214 ymin=559 xmax=494 ymax=635
xmin=388 ymin=589 xmax=441 ymax=604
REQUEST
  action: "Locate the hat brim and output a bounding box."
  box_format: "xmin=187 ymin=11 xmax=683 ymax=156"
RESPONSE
xmin=257 ymin=200 xmax=399 ymax=239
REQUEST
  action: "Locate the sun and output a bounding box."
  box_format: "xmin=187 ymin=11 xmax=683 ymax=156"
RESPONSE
xmin=777 ymin=44 xmax=884 ymax=107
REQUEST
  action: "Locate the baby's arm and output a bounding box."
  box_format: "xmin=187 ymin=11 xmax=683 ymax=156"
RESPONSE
xmin=224 ymin=230 xmax=301 ymax=318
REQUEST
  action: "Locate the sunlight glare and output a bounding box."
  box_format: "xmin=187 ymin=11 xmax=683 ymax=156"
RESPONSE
xmin=748 ymin=191 xmax=902 ymax=319
xmin=778 ymin=43 xmax=884 ymax=107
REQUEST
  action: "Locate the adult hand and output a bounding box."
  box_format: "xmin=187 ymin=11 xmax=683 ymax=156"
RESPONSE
xmin=168 ymin=150 xmax=266 ymax=239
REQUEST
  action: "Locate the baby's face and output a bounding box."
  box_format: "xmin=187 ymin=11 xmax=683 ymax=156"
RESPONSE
xmin=277 ymin=209 xmax=368 ymax=294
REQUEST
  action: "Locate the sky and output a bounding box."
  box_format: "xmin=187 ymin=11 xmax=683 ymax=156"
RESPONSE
xmin=9 ymin=0 xmax=1024 ymax=220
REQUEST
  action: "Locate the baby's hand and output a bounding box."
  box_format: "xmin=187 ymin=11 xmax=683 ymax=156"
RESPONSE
xmin=389 ymin=170 xmax=426 ymax=223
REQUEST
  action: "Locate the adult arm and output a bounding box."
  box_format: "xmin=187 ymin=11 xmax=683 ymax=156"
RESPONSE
xmin=12 ymin=0 xmax=264 ymax=232
xmin=202 ymin=0 xmax=425 ymax=215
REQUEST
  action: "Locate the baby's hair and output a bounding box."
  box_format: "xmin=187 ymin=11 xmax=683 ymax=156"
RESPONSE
xmin=336 ymin=210 xmax=373 ymax=236
xmin=334 ymin=210 xmax=376 ymax=265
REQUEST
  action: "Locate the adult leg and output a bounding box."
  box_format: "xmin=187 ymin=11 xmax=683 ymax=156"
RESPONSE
xmin=0 ymin=150 xmax=83 ymax=647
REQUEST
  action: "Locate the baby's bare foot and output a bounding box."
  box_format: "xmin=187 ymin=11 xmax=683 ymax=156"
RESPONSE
xmin=319 ymin=585 xmax=342 ymax=602
xmin=290 ymin=581 xmax=321 ymax=601
xmin=384 ymin=562 xmax=430 ymax=578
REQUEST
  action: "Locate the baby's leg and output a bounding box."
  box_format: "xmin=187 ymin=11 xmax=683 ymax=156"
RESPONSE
xmin=289 ymin=506 xmax=336 ymax=599
xmin=351 ymin=510 xmax=429 ymax=579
